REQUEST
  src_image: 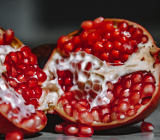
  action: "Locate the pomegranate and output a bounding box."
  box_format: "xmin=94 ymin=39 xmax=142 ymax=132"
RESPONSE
xmin=40 ymin=17 xmax=160 ymax=134
xmin=0 ymin=28 xmax=47 ymax=136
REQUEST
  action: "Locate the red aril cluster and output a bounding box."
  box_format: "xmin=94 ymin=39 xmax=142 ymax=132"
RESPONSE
xmin=3 ymin=46 xmax=47 ymax=108
xmin=57 ymin=70 xmax=155 ymax=124
xmin=55 ymin=122 xmax=94 ymax=137
xmin=57 ymin=17 xmax=148 ymax=65
xmin=141 ymin=121 xmax=154 ymax=132
xmin=0 ymin=29 xmax=14 ymax=45
xmin=5 ymin=130 xmax=23 ymax=140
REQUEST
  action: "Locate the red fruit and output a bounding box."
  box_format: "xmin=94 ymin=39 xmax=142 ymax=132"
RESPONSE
xmin=0 ymin=28 xmax=47 ymax=136
xmin=5 ymin=130 xmax=23 ymax=140
xmin=38 ymin=18 xmax=160 ymax=135
xmin=141 ymin=121 xmax=154 ymax=132
xmin=81 ymin=20 xmax=94 ymax=30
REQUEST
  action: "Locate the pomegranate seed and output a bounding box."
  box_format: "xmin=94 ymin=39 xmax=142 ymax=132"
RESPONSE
xmin=119 ymin=36 xmax=128 ymax=43
xmin=78 ymin=110 xmax=93 ymax=125
xmin=25 ymin=67 xmax=36 ymax=77
xmin=140 ymin=35 xmax=148 ymax=44
xmin=104 ymin=32 xmax=112 ymax=40
xmin=18 ymin=83 xmax=28 ymax=90
xmin=110 ymin=112 xmax=118 ymax=121
xmin=77 ymin=124 xmax=94 ymax=137
xmin=143 ymin=73 xmax=155 ymax=83
xmin=15 ymin=87 xmax=24 ymax=95
xmin=126 ymin=108 xmax=137 ymax=117
xmin=8 ymin=78 xmax=17 ymax=88
xmin=58 ymin=98 xmax=69 ymax=106
xmin=91 ymin=108 xmax=101 ymax=122
xmin=132 ymin=28 xmax=143 ymax=39
xmin=80 ymin=31 xmax=89 ymax=43
xmin=16 ymin=73 xmax=27 ymax=82
xmin=37 ymin=70 xmax=47 ymax=83
xmin=113 ymin=84 xmax=123 ymax=97
xmin=0 ymin=102 xmax=12 ymax=114
xmin=113 ymin=40 xmax=122 ymax=50
xmin=119 ymin=89 xmax=131 ymax=97
xmin=72 ymin=109 xmax=79 ymax=120
xmin=70 ymin=98 xmax=78 ymax=106
xmin=102 ymin=113 xmax=111 ymax=123
xmin=55 ymin=122 xmax=69 ymax=134
xmin=118 ymin=21 xmax=129 ymax=31
xmin=26 ymin=78 xmax=38 ymax=87
xmin=129 ymin=91 xmax=141 ymax=105
xmin=93 ymin=41 xmax=104 ymax=52
xmin=122 ymin=42 xmax=134 ymax=54
xmin=131 ymin=72 xmax=143 ymax=83
xmin=117 ymin=101 xmax=129 ymax=113
xmin=74 ymin=103 xmax=88 ymax=112
xmin=8 ymin=66 xmax=17 ymax=77
xmin=84 ymin=48 xmax=92 ymax=54
xmin=81 ymin=20 xmax=94 ymax=30
xmin=57 ymin=35 xmax=70 ymax=47
xmin=64 ymin=77 xmax=72 ymax=86
xmin=142 ymin=83 xmax=155 ymax=98
xmin=112 ymin=29 xmax=121 ymax=38
xmin=99 ymin=107 xmax=111 ymax=116
xmin=141 ymin=121 xmax=154 ymax=132
xmin=111 ymin=49 xmax=120 ymax=57
xmin=5 ymin=130 xmax=23 ymax=140
xmin=71 ymin=36 xmax=81 ymax=46
xmin=141 ymin=97 xmax=151 ymax=105
xmin=16 ymin=51 xmax=24 ymax=60
xmin=4 ymin=29 xmax=14 ymax=44
xmin=78 ymin=99 xmax=90 ymax=109
xmin=20 ymin=46 xmax=31 ymax=58
xmin=123 ymin=78 xmax=132 ymax=89
xmin=63 ymin=42 xmax=74 ymax=52
xmin=64 ymin=123 xmax=78 ymax=136
xmin=8 ymin=52 xmax=19 ymax=64
xmin=102 ymin=21 xmax=114 ymax=32
xmin=93 ymin=16 xmax=105 ymax=28
xmin=88 ymin=31 xmax=100 ymax=45
xmin=63 ymin=103 xmax=73 ymax=116
xmin=29 ymin=53 xmax=38 ymax=65
xmin=101 ymin=52 xmax=109 ymax=61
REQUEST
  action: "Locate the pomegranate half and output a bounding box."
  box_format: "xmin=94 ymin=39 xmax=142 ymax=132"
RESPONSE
xmin=0 ymin=28 xmax=47 ymax=136
xmin=41 ymin=17 xmax=160 ymax=131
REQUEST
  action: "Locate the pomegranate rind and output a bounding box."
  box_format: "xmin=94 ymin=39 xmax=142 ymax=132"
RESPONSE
xmin=42 ymin=18 xmax=160 ymax=130
xmin=0 ymin=28 xmax=47 ymax=135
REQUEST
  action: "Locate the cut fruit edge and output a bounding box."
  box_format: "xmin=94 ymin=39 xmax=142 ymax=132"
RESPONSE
xmin=0 ymin=28 xmax=47 ymax=135
xmin=41 ymin=18 xmax=160 ymax=130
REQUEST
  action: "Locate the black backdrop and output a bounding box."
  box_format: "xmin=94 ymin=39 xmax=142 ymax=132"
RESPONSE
xmin=0 ymin=0 xmax=160 ymax=47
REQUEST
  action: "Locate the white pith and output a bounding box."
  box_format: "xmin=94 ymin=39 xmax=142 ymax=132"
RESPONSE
xmin=41 ymin=38 xmax=160 ymax=115
xmin=0 ymin=45 xmax=35 ymax=121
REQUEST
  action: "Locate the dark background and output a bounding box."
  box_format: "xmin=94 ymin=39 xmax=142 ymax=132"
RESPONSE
xmin=0 ymin=0 xmax=160 ymax=48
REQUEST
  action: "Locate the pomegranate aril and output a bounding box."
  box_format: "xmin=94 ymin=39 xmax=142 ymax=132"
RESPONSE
xmin=99 ymin=107 xmax=111 ymax=116
xmin=118 ymin=21 xmax=129 ymax=31
xmin=126 ymin=109 xmax=137 ymax=117
xmin=119 ymin=89 xmax=131 ymax=97
xmin=131 ymin=72 xmax=143 ymax=83
xmin=63 ymin=42 xmax=74 ymax=52
xmin=93 ymin=17 xmax=104 ymax=29
xmin=102 ymin=113 xmax=111 ymax=123
xmin=129 ymin=91 xmax=141 ymax=105
xmin=72 ymin=109 xmax=79 ymax=120
xmin=131 ymin=83 xmax=142 ymax=91
xmin=15 ymin=87 xmax=25 ymax=95
xmin=58 ymin=98 xmax=69 ymax=106
xmin=8 ymin=78 xmax=18 ymax=88
xmin=55 ymin=122 xmax=69 ymax=134
xmin=142 ymin=83 xmax=155 ymax=98
xmin=141 ymin=97 xmax=152 ymax=105
xmin=117 ymin=101 xmax=130 ymax=113
xmin=132 ymin=28 xmax=143 ymax=40
xmin=77 ymin=124 xmax=94 ymax=137
xmin=4 ymin=29 xmax=14 ymax=44
xmin=88 ymin=31 xmax=100 ymax=45
xmin=80 ymin=31 xmax=89 ymax=43
xmin=57 ymin=35 xmax=70 ymax=47
xmin=64 ymin=123 xmax=78 ymax=136
xmin=74 ymin=103 xmax=88 ymax=112
xmin=81 ymin=20 xmax=94 ymax=30
xmin=91 ymin=108 xmax=101 ymax=122
xmin=63 ymin=103 xmax=73 ymax=116
xmin=0 ymin=102 xmax=12 ymax=114
xmin=26 ymin=78 xmax=38 ymax=87
xmin=20 ymin=46 xmax=31 ymax=58
xmin=112 ymin=29 xmax=121 ymax=38
xmin=69 ymin=98 xmax=77 ymax=106
xmin=78 ymin=110 xmax=93 ymax=125
xmin=25 ymin=67 xmax=36 ymax=77
xmin=5 ymin=130 xmax=23 ymax=140
xmin=122 ymin=42 xmax=134 ymax=54
xmin=8 ymin=52 xmax=19 ymax=64
xmin=16 ymin=73 xmax=27 ymax=82
xmin=8 ymin=66 xmax=17 ymax=77
xmin=18 ymin=83 xmax=28 ymax=90
xmin=78 ymin=99 xmax=90 ymax=109
xmin=102 ymin=21 xmax=114 ymax=32
xmin=110 ymin=111 xmax=118 ymax=121
xmin=30 ymin=53 xmax=38 ymax=65
xmin=113 ymin=84 xmax=123 ymax=97
xmin=143 ymin=73 xmax=155 ymax=83
xmin=36 ymin=70 xmax=47 ymax=83
xmin=141 ymin=121 xmax=154 ymax=132
xmin=93 ymin=41 xmax=104 ymax=52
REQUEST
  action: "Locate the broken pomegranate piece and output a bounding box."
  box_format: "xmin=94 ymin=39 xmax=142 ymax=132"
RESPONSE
xmin=41 ymin=17 xmax=160 ymax=137
xmin=0 ymin=28 xmax=47 ymax=136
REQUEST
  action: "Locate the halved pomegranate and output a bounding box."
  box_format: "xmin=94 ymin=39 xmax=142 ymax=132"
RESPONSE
xmin=0 ymin=28 xmax=47 ymax=136
xmin=40 ymin=17 xmax=160 ymax=134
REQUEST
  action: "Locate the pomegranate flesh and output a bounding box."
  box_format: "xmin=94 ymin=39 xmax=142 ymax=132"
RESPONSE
xmin=41 ymin=17 xmax=160 ymax=135
xmin=0 ymin=28 xmax=47 ymax=136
